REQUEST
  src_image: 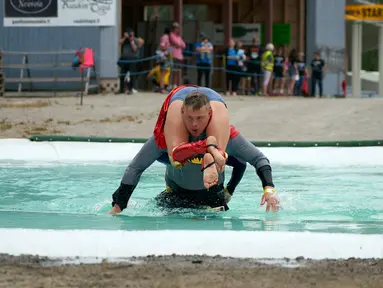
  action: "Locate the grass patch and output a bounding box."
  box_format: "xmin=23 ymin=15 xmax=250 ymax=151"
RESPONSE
xmin=78 ymin=119 xmax=93 ymax=124
xmin=28 ymin=126 xmax=48 ymax=133
xmin=57 ymin=120 xmax=71 ymax=125
xmin=22 ymin=128 xmax=63 ymax=138
xmin=0 ymin=118 xmax=12 ymax=131
xmin=50 ymin=129 xmax=63 ymax=134
xmin=99 ymin=115 xmax=138 ymax=123
xmin=22 ymin=123 xmax=49 ymax=136
xmin=0 ymin=100 xmax=51 ymax=109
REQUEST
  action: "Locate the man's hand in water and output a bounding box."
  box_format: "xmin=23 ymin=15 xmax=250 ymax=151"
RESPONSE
xmin=260 ymin=186 xmax=280 ymax=213
xmin=107 ymin=204 xmax=122 ymax=215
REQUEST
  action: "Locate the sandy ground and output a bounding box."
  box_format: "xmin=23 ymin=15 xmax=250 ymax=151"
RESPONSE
xmin=0 ymin=92 xmax=383 ymax=141
xmin=1 ymin=93 xmax=383 ymax=286
xmin=0 ymin=254 xmax=382 ymax=288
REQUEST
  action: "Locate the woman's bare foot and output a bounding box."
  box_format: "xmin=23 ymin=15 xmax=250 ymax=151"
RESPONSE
xmin=206 ymin=136 xmax=226 ymax=172
xmin=203 ymin=153 xmax=218 ymax=189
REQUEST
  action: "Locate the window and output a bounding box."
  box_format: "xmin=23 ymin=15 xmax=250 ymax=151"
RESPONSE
xmin=144 ymin=5 xmax=208 ymax=21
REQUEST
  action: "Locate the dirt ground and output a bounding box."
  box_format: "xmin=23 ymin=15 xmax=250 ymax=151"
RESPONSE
xmin=0 ymin=93 xmax=383 ymax=141
xmin=0 ymin=254 xmax=382 ymax=288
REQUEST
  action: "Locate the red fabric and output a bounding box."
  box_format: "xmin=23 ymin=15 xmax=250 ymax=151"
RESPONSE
xmin=302 ymin=76 xmax=308 ymax=96
xmin=172 ymin=139 xmax=207 ymax=165
xmin=342 ymin=80 xmax=346 ymax=97
xmin=229 ymin=125 xmax=239 ymax=139
xmin=172 ymin=139 xmax=230 ymax=166
xmin=153 ymin=84 xmax=198 ymax=149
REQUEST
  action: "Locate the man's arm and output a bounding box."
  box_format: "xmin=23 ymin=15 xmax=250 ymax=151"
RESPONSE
xmin=227 ymin=134 xmax=274 ymax=189
xmin=195 ymin=42 xmax=202 ymax=53
xmin=130 ymin=38 xmax=138 ymax=53
xmin=119 ymin=35 xmax=127 ymax=45
xmin=225 ymin=156 xmax=247 ymax=196
xmin=227 ymin=133 xmax=280 ymax=213
xmin=322 ymin=59 xmax=327 ymax=76
xmin=110 ymin=136 xmax=164 ymax=212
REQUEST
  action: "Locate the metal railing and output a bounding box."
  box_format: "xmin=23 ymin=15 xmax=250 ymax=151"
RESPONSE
xmin=0 ymin=50 xmax=98 ymax=98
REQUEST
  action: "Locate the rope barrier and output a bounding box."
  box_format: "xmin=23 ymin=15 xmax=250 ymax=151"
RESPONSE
xmin=0 ymin=49 xmax=290 ymax=67
xmin=0 ymin=49 xmax=316 ymax=82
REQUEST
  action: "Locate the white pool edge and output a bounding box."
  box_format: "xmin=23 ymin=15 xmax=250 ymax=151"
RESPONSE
xmin=1 ymin=139 xmax=383 ymax=166
xmin=0 ymin=229 xmax=382 ymax=260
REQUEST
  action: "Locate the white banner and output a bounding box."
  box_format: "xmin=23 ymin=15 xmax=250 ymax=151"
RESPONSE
xmin=3 ymin=0 xmax=117 ymax=27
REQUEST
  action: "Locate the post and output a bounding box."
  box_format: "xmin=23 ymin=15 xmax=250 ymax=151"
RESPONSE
xmin=379 ymin=24 xmax=383 ymax=97
xmin=223 ymin=0 xmax=232 ymax=46
xmin=80 ymin=70 xmax=84 ymax=106
xmin=0 ymin=50 xmax=3 ymax=97
xmin=173 ymin=0 xmax=182 ymax=33
xmin=351 ymin=21 xmax=361 ymax=98
xmin=265 ymin=0 xmax=273 ymax=44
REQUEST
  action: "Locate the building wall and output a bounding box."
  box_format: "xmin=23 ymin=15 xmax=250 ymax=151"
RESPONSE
xmin=0 ymin=3 xmax=118 ymax=91
xmin=235 ymin=0 xmax=304 ymax=54
xmin=306 ymin=0 xmax=345 ymax=96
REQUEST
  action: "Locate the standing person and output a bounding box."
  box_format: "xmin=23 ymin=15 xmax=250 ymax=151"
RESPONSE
xmin=310 ymin=51 xmax=326 ymax=97
xmin=273 ymin=46 xmax=285 ymax=96
xmin=247 ymin=37 xmax=263 ymax=95
xmin=224 ymin=39 xmax=239 ymax=95
xmin=118 ymin=27 xmax=141 ymax=95
xmin=195 ymin=33 xmax=213 ymax=87
xmin=169 ymin=22 xmax=186 ymax=87
xmin=261 ymin=43 xmax=274 ymax=96
xmin=294 ymin=52 xmax=307 ymax=96
xmin=236 ymin=41 xmax=247 ymax=94
xmin=287 ymin=49 xmax=298 ymax=95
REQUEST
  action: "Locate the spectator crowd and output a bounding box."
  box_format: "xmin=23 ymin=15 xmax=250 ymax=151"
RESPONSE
xmin=117 ymin=22 xmax=327 ymax=97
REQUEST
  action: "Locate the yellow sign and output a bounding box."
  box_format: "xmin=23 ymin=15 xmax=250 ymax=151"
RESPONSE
xmin=345 ymin=5 xmax=383 ymax=21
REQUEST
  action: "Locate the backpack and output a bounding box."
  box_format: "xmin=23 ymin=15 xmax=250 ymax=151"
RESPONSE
xmin=72 ymin=48 xmax=84 ymax=69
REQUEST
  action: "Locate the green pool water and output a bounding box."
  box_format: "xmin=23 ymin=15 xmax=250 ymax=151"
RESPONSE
xmin=1 ymin=161 xmax=383 ymax=234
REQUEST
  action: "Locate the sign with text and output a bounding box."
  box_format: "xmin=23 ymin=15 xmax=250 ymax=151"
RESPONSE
xmin=345 ymin=4 xmax=383 ymax=21
xmin=3 ymin=0 xmax=117 ymax=27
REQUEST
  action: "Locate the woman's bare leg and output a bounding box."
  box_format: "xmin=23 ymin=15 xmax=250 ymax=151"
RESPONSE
xmin=164 ymin=100 xmax=189 ymax=167
xmin=206 ymin=101 xmax=230 ymax=171
xmin=280 ymin=78 xmax=285 ymax=94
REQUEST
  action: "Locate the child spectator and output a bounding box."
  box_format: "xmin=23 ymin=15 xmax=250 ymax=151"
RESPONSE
xmin=154 ymin=43 xmax=170 ymax=93
xmin=236 ymin=41 xmax=247 ymax=94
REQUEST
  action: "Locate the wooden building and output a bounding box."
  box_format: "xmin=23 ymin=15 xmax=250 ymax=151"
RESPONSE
xmin=121 ymin=0 xmax=306 ymax=90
